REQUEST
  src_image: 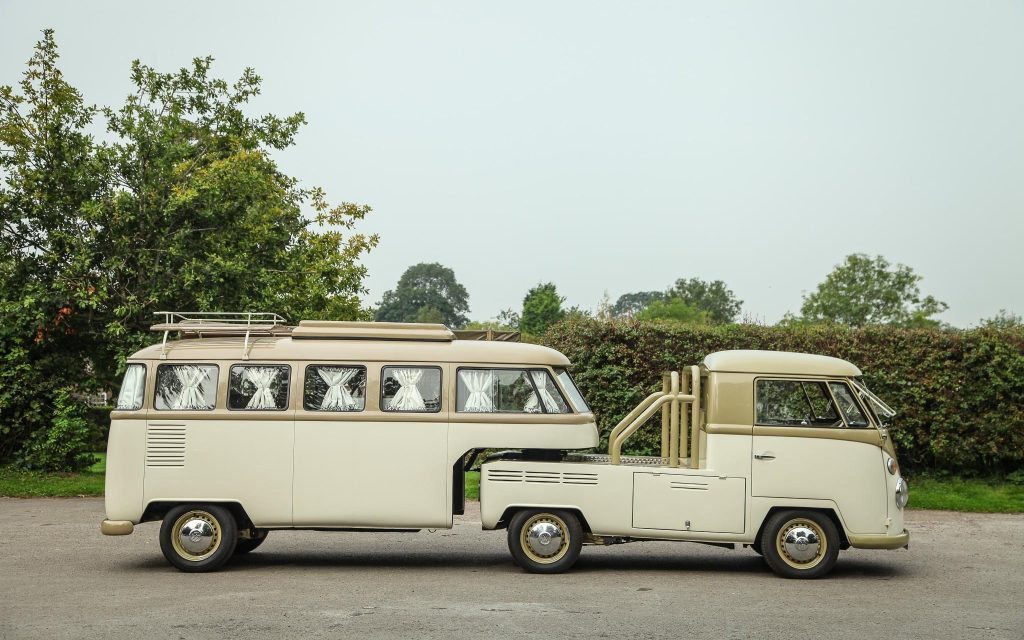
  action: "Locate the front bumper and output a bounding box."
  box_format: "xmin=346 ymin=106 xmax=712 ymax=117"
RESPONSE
xmin=847 ymin=529 xmax=909 ymax=550
xmin=100 ymin=520 xmax=134 ymax=536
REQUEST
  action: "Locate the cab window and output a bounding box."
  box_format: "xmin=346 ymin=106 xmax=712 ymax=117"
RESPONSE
xmin=155 ymin=364 xmax=218 ymax=411
xmin=829 ymin=382 xmax=870 ymax=427
xmin=756 ymin=379 xmax=841 ymax=427
xmin=228 ymin=364 xmax=290 ymax=411
xmin=304 ymin=365 xmax=367 ymax=412
xmin=555 ymin=369 xmax=590 ymax=413
xmin=381 ymin=366 xmax=442 ymax=412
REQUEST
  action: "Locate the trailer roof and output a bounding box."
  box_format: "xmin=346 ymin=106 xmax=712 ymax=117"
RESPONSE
xmin=130 ymin=335 xmax=571 ymax=366
xmin=703 ymin=350 xmax=862 ymax=377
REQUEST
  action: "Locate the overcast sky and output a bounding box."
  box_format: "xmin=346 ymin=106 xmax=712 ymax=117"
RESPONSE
xmin=2 ymin=0 xmax=1022 ymax=326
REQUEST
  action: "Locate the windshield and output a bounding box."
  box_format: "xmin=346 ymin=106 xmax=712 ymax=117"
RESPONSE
xmin=850 ymin=378 xmax=896 ymax=424
xmin=555 ymin=369 xmax=591 ymax=413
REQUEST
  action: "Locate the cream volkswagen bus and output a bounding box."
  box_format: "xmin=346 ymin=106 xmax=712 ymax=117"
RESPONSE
xmin=102 ymin=313 xmax=597 ymax=572
xmin=480 ymin=350 xmax=910 ymax=579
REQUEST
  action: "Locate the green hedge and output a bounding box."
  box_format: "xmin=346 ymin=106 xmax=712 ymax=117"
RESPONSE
xmin=542 ymin=318 xmax=1024 ymax=475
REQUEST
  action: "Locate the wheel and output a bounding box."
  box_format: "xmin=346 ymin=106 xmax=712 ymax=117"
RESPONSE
xmin=760 ymin=510 xmax=840 ymax=579
xmin=507 ymin=509 xmax=583 ymax=574
xmin=159 ymin=504 xmax=238 ymax=572
xmin=233 ymin=529 xmax=269 ymax=555
xmin=749 ymin=542 xmax=763 ymax=556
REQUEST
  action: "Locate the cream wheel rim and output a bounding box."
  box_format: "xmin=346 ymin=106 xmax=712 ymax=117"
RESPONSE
xmin=520 ymin=513 xmax=569 ymax=564
xmin=171 ymin=510 xmax=222 ymax=562
xmin=775 ymin=518 xmax=827 ymax=570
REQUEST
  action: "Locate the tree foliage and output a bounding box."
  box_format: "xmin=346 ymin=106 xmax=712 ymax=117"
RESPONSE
xmin=520 ymin=282 xmax=566 ymax=336
xmin=375 ymin=262 xmax=470 ymax=328
xmin=799 ymin=254 xmax=947 ymax=327
xmin=668 ymin=278 xmax=742 ymax=324
xmin=0 ymin=32 xmax=377 ymax=466
xmin=612 ymin=278 xmax=741 ymax=324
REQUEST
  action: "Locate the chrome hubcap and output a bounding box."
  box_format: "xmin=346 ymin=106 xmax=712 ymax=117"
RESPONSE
xmin=525 ymin=521 xmax=564 ymax=558
xmin=781 ymin=525 xmax=821 ymax=563
xmin=177 ymin=518 xmax=217 ymax=555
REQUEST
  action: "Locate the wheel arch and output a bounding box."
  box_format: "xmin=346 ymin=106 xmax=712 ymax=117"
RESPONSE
xmin=754 ymin=506 xmax=850 ymax=550
xmin=496 ymin=504 xmax=593 ymax=534
xmin=141 ymin=500 xmax=255 ymax=530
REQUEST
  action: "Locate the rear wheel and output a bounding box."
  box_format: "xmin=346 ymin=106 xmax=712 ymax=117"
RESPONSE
xmin=159 ymin=504 xmax=238 ymax=572
xmin=760 ymin=510 xmax=839 ymax=579
xmin=234 ymin=529 xmax=269 ymax=555
xmin=507 ymin=509 xmax=583 ymax=574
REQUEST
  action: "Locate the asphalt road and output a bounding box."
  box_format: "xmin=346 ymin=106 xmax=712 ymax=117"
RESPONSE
xmin=0 ymin=498 xmax=1021 ymax=640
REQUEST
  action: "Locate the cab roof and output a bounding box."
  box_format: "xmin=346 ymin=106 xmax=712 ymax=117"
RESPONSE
xmin=130 ymin=335 xmax=571 ymax=367
xmin=703 ymin=350 xmax=861 ymax=377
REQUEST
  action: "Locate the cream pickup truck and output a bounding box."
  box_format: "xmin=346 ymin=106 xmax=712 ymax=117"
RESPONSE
xmin=480 ymin=350 xmax=909 ymax=579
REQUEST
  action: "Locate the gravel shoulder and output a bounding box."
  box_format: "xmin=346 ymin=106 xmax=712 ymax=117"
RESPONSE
xmin=0 ymin=499 xmax=1021 ymax=640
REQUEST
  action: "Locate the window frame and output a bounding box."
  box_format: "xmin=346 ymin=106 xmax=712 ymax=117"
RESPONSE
xmin=553 ymin=367 xmax=589 ymax=414
xmin=115 ymin=363 xmax=147 ymax=411
xmin=154 ymin=363 xmax=220 ymax=412
xmin=753 ymin=377 xmax=850 ymax=429
xmin=226 ymin=363 xmax=292 ymax=412
xmin=302 ymin=363 xmax=368 ymax=413
xmin=379 ymin=365 xmax=444 ymax=414
xmin=827 ymin=380 xmax=872 ymax=429
xmin=455 ymin=366 xmax=572 ymax=415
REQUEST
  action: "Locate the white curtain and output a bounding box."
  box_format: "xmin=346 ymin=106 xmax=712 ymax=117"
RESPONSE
xmin=459 ymin=370 xmax=494 ymax=412
xmin=525 ymin=371 xmax=560 ymax=413
xmin=116 ymin=365 xmax=146 ymax=410
xmin=242 ymin=367 xmax=280 ymax=410
xmin=388 ymin=368 xmax=426 ymax=411
xmin=318 ymin=367 xmax=359 ymax=411
xmin=173 ymin=365 xmax=214 ymax=410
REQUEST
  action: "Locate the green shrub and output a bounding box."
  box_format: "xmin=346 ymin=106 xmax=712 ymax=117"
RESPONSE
xmin=15 ymin=388 xmax=98 ymax=472
xmin=542 ymin=318 xmax=1024 ymax=475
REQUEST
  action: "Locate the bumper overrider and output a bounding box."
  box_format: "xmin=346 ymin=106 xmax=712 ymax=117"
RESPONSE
xmin=100 ymin=520 xmax=134 ymax=536
xmin=847 ymin=529 xmax=910 ymax=550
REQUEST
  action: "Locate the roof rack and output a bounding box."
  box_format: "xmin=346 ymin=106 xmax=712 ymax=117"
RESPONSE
xmin=151 ymin=311 xmax=291 ymax=360
xmin=452 ymin=329 xmax=520 ymax=342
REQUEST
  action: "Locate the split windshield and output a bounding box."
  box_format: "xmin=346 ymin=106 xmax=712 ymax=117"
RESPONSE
xmin=555 ymin=369 xmax=591 ymax=413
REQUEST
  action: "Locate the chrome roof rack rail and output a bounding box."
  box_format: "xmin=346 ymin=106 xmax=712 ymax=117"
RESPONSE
xmin=151 ymin=311 xmax=291 ymax=360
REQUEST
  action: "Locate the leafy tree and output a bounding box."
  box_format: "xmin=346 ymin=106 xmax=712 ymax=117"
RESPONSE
xmin=634 ymin=298 xmax=709 ymax=324
xmin=611 ymin=291 xmax=664 ymax=317
xmin=0 ymin=32 xmax=377 ymax=466
xmin=668 ymin=278 xmax=742 ymax=324
xmin=799 ymin=254 xmax=948 ymax=327
xmin=375 ymin=263 xmax=470 ymax=328
xmin=980 ymin=310 xmax=1023 ymax=329
xmin=520 ymin=282 xmax=565 ymax=335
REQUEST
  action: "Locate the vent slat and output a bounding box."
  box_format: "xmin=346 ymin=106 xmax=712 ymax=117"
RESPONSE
xmin=146 ymin=426 xmax=186 ymax=468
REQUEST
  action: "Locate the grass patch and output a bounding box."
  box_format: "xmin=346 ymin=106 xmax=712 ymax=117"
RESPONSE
xmin=0 ymin=453 xmax=106 ymax=497
xmin=906 ymin=474 xmax=1024 ymax=513
xmin=466 ymin=470 xmax=480 ymax=501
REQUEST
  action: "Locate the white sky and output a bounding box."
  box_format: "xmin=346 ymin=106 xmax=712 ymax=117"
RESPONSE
xmin=2 ymin=0 xmax=1022 ymax=326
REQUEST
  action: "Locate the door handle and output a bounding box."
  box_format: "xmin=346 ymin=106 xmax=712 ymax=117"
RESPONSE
xmin=754 ymin=453 xmax=776 ymax=460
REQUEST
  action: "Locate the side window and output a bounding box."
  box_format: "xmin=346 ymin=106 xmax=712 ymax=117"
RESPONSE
xmin=155 ymin=364 xmax=218 ymax=411
xmin=525 ymin=370 xmax=569 ymax=413
xmin=829 ymin=382 xmax=870 ymax=428
xmin=555 ymin=369 xmax=590 ymax=413
xmin=756 ymin=379 xmax=840 ymax=427
xmin=229 ymin=364 xmax=290 ymax=411
xmin=457 ymin=369 xmax=547 ymax=413
xmin=304 ymin=365 xmax=366 ymax=412
xmin=381 ymin=366 xmax=442 ymax=412
xmin=116 ymin=363 xmax=147 ymax=410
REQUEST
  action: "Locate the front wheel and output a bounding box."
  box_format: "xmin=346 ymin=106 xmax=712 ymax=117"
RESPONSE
xmin=507 ymin=509 xmax=583 ymax=574
xmin=160 ymin=504 xmax=238 ymax=572
xmin=760 ymin=510 xmax=840 ymax=579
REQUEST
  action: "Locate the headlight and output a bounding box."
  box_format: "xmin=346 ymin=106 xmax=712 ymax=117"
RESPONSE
xmin=895 ymin=477 xmax=909 ymax=509
xmin=886 ymin=457 xmax=899 ymax=475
